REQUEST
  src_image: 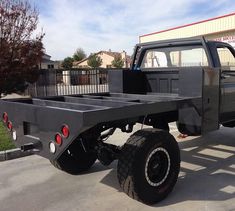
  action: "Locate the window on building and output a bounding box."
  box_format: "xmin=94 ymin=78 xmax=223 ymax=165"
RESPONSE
xmin=47 ymin=64 xmax=54 ymax=69
xmin=140 ymin=45 xmax=208 ymax=69
xmin=217 ymin=46 xmax=235 ymax=70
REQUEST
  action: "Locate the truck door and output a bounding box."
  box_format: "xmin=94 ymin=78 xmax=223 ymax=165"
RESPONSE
xmin=217 ymin=45 xmax=235 ymax=122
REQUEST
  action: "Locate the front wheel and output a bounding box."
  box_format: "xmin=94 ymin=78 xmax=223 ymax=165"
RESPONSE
xmin=176 ymin=121 xmax=201 ymax=136
xmin=117 ymin=128 xmax=180 ymax=204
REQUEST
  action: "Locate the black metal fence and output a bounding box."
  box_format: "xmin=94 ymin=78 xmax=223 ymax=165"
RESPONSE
xmin=24 ymin=68 xmax=109 ymax=97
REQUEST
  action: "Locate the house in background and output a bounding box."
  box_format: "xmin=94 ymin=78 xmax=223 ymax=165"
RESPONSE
xmin=73 ymin=50 xmax=131 ymax=68
xmin=40 ymin=54 xmax=60 ymax=69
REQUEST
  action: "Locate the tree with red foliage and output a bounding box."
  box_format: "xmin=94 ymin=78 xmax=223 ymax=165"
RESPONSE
xmin=0 ymin=0 xmax=44 ymax=96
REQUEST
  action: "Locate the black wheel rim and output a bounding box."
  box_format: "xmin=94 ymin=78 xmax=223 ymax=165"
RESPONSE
xmin=145 ymin=147 xmax=170 ymax=187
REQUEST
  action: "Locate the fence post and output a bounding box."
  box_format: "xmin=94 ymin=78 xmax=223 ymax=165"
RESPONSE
xmin=55 ymin=70 xmax=58 ymax=95
xmin=95 ymin=69 xmax=99 ymax=93
xmin=34 ymin=82 xmax=37 ymax=97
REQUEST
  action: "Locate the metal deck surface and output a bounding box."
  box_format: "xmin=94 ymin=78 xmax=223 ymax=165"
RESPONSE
xmin=31 ymin=93 xmax=196 ymax=110
xmin=12 ymin=93 xmax=200 ymax=125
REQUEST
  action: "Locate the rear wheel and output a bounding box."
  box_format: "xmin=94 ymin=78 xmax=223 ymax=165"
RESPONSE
xmin=50 ymin=138 xmax=97 ymax=175
xmin=117 ymin=128 xmax=180 ymax=204
xmin=222 ymin=121 xmax=235 ymax=128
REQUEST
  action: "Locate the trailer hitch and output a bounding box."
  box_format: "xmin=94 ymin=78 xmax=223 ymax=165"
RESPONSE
xmin=21 ymin=142 xmax=41 ymax=152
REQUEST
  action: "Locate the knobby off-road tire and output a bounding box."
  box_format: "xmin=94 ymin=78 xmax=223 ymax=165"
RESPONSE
xmin=50 ymin=139 xmax=97 ymax=175
xmin=117 ymin=128 xmax=180 ymax=204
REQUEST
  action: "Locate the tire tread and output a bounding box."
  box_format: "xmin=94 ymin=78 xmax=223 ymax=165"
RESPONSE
xmin=117 ymin=128 xmax=180 ymax=204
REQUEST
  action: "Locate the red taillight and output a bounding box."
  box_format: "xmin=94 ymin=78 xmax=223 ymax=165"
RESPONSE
xmin=3 ymin=112 xmax=8 ymax=123
xmin=7 ymin=121 xmax=13 ymax=131
xmin=61 ymin=125 xmax=69 ymax=138
xmin=55 ymin=133 xmax=62 ymax=145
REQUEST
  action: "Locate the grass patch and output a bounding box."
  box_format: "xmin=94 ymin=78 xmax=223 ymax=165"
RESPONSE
xmin=0 ymin=122 xmax=16 ymax=151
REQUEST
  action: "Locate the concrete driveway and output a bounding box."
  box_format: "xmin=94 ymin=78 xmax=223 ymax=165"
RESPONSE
xmin=0 ymin=124 xmax=234 ymax=211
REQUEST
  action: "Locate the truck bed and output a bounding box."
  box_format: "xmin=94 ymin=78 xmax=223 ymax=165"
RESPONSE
xmin=0 ymin=93 xmax=200 ymax=160
xmin=8 ymin=93 xmax=200 ymax=123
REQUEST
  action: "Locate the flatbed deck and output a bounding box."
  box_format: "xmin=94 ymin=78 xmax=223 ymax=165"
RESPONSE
xmin=0 ymin=93 xmax=200 ymax=158
xmin=4 ymin=93 xmax=200 ymax=124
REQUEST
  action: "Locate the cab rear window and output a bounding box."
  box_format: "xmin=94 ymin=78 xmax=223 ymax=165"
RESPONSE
xmin=141 ymin=45 xmax=208 ymax=69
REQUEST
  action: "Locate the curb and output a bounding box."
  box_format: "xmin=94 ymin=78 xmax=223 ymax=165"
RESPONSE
xmin=0 ymin=148 xmax=33 ymax=162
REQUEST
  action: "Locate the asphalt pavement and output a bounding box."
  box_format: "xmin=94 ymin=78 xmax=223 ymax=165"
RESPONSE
xmin=0 ymin=124 xmax=234 ymax=211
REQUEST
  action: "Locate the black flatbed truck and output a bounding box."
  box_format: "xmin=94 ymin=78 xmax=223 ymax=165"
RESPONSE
xmin=1 ymin=37 xmax=235 ymax=204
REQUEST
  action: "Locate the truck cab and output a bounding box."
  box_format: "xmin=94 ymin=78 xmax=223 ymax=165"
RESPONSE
xmin=110 ymin=37 xmax=235 ymax=135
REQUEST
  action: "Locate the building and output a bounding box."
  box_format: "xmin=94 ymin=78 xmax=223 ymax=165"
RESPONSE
xmin=40 ymin=54 xmax=60 ymax=69
xmin=73 ymin=50 xmax=131 ymax=68
xmin=140 ymin=13 xmax=235 ymax=48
